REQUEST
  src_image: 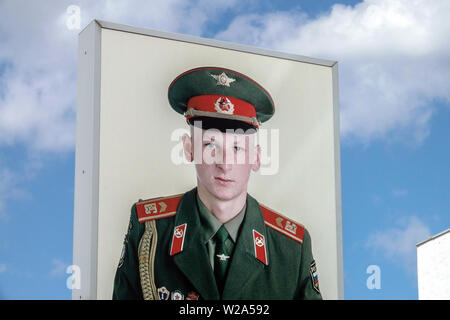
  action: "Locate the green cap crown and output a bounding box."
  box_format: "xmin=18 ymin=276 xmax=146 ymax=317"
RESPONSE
xmin=168 ymin=67 xmax=275 ymax=131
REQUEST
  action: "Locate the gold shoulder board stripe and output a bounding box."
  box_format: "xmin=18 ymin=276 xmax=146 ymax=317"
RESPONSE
xmin=259 ymin=203 xmax=305 ymax=244
xmin=136 ymin=193 xmax=184 ymax=223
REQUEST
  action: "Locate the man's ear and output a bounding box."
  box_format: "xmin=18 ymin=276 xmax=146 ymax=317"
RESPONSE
xmin=251 ymin=144 xmax=261 ymax=172
xmin=182 ymin=133 xmax=193 ymax=162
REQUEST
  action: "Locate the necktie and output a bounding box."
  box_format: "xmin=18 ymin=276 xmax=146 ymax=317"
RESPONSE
xmin=214 ymin=225 xmax=233 ymax=294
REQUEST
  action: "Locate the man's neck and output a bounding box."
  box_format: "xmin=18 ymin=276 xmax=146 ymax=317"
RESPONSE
xmin=197 ymin=185 xmax=247 ymax=224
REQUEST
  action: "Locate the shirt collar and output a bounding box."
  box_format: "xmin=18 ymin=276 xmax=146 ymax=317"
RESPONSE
xmin=196 ymin=191 xmax=247 ymax=243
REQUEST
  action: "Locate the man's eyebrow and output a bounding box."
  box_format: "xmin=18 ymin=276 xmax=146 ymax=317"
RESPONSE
xmin=234 ymin=136 xmax=250 ymax=143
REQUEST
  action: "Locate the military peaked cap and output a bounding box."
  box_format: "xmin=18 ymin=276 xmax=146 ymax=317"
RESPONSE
xmin=168 ymin=67 xmax=275 ymax=131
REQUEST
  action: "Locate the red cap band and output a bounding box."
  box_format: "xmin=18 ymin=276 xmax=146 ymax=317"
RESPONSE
xmin=186 ymin=95 xmax=257 ymax=127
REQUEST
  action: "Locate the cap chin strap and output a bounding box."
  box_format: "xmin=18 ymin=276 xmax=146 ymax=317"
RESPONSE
xmin=184 ymin=108 xmax=261 ymax=128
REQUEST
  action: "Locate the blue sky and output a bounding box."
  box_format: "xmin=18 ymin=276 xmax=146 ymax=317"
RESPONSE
xmin=0 ymin=0 xmax=449 ymax=299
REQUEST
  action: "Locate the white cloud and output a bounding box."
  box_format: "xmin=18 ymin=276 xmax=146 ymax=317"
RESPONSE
xmin=392 ymin=188 xmax=408 ymax=197
xmin=0 ymin=167 xmax=14 ymax=214
xmin=0 ymin=164 xmax=29 ymax=220
xmin=0 ymin=0 xmax=246 ymax=220
xmin=214 ymin=10 xmax=308 ymax=48
xmin=216 ymin=0 xmax=450 ymax=145
xmin=80 ymin=0 xmax=241 ymax=36
xmin=50 ymin=258 xmax=68 ymax=277
xmin=0 ymin=0 xmax=240 ymax=153
xmin=366 ymin=216 xmax=431 ymax=273
xmin=1 ymin=0 xmax=448 ymax=152
xmin=0 ymin=1 xmax=78 ymax=152
xmin=0 ymin=68 xmax=76 ymax=151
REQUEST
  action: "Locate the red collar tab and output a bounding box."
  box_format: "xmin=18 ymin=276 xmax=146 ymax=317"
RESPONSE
xmin=170 ymin=223 xmax=187 ymax=256
xmin=259 ymin=204 xmax=305 ymax=244
xmin=253 ymin=229 xmax=268 ymax=265
xmin=136 ymin=194 xmax=183 ymax=223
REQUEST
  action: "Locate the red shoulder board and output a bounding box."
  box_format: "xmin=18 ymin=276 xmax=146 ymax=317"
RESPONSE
xmin=136 ymin=193 xmax=184 ymax=223
xmin=259 ymin=204 xmax=305 ymax=244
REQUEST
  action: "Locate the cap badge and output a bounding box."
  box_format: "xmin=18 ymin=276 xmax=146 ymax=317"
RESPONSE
xmin=211 ymin=72 xmax=236 ymax=87
xmin=214 ymin=97 xmax=235 ymax=115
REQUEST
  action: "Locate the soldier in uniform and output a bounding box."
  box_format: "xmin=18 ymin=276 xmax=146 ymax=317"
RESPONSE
xmin=113 ymin=66 xmax=322 ymax=300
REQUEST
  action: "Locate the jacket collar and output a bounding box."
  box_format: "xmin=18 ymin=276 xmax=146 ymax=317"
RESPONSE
xmin=221 ymin=192 xmax=268 ymax=299
xmin=171 ymin=187 xmax=268 ymax=300
xmin=171 ymin=187 xmax=219 ymax=299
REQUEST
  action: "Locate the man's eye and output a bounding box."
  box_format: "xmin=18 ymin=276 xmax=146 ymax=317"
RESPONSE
xmin=204 ymin=142 xmax=215 ymax=148
xmin=234 ymin=146 xmax=243 ymax=152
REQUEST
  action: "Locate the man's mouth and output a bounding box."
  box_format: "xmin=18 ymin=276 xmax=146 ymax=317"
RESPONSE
xmin=214 ymin=177 xmax=233 ymax=183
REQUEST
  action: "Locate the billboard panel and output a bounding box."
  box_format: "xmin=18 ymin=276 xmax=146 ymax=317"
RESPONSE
xmin=74 ymin=20 xmax=343 ymax=300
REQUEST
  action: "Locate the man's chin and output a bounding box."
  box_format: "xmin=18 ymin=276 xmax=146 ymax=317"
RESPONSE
xmin=210 ymin=186 xmax=241 ymax=201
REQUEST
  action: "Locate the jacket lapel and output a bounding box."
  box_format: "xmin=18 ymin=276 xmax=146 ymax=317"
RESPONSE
xmin=221 ymin=193 xmax=268 ymax=300
xmin=171 ymin=188 xmax=220 ymax=300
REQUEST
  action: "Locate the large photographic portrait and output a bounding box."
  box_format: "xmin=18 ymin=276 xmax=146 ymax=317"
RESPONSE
xmin=73 ymin=20 xmax=342 ymax=300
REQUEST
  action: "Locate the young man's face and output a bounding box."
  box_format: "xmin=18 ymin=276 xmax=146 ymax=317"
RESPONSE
xmin=183 ymin=125 xmax=261 ymax=201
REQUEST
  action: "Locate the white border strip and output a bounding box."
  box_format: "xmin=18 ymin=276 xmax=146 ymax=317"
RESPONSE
xmin=73 ymin=20 xmax=102 ymax=300
xmin=332 ymin=63 xmax=344 ymax=300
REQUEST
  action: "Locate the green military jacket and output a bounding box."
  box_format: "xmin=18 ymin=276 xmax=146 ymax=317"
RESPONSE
xmin=113 ymin=187 xmax=322 ymax=300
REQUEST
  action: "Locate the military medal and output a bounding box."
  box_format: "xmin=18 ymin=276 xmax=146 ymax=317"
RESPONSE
xmin=170 ymin=223 xmax=187 ymax=256
xmin=158 ymin=287 xmax=170 ymax=300
xmin=171 ymin=290 xmax=184 ymax=300
xmin=186 ymin=291 xmax=199 ymax=300
xmin=252 ymin=229 xmax=268 ymax=265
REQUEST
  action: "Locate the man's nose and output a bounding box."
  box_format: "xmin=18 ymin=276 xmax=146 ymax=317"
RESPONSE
xmin=216 ymin=147 xmax=233 ymax=170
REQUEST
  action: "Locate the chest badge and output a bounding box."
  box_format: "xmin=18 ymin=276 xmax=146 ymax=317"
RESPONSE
xmin=158 ymin=286 xmax=170 ymax=300
xmin=186 ymin=291 xmax=200 ymax=300
xmin=171 ymin=290 xmax=185 ymax=300
xmin=216 ymin=253 xmax=230 ymax=261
